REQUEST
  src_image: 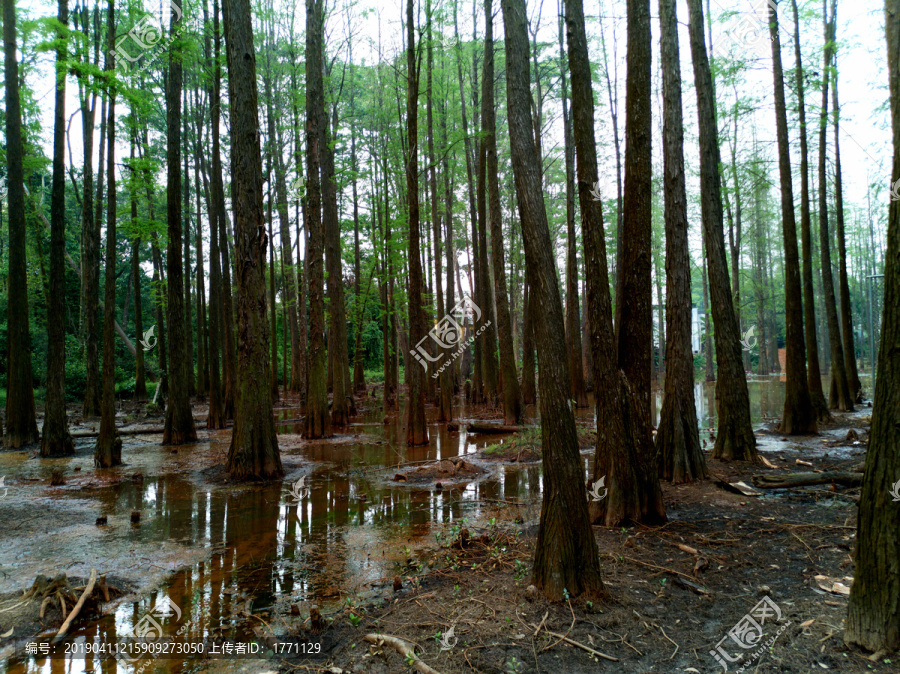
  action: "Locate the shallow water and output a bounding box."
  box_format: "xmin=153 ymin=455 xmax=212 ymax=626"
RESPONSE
xmin=0 ymin=373 xmax=870 ymax=673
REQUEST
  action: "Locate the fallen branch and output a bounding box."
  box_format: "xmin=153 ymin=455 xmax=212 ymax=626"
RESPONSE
xmin=532 ymin=624 xmax=619 ymax=662
xmin=363 ymin=634 xmax=443 ymax=674
xmin=53 ymin=569 xmax=96 ymax=642
xmin=751 ymin=471 xmax=863 ymax=489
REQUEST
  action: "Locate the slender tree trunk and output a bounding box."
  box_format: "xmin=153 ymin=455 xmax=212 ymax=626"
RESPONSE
xmin=844 ymin=0 xmax=900 ymax=649
xmin=831 ymin=53 xmax=861 ymax=401
xmin=614 ymin=0 xmax=653 ymax=424
xmin=817 ymin=0 xmax=853 ymax=411
xmin=303 ymin=0 xmax=332 ymax=439
xmin=476 ymin=39 xmax=500 ymax=407
xmin=222 ymin=0 xmax=283 ymax=479
xmin=686 ymin=0 xmax=757 ymax=461
xmin=183 ymin=88 xmax=195 ymax=398
xmin=94 ymin=0 xmax=121 ymax=467
xmin=213 ymin=0 xmax=236 ymax=419
xmin=485 ymin=0 xmax=523 ymax=424
xmin=163 ymin=6 xmax=198 ymax=446
xmin=656 ymin=0 xmax=706 ymax=482
xmin=79 ymin=11 xmax=102 ymax=420
xmin=567 ymin=0 xmax=666 ymax=525
xmin=405 ymin=0 xmax=429 ymax=446
xmin=322 ymin=77 xmax=350 ymax=428
xmin=558 ymin=5 xmax=587 ymax=409
xmin=2 ymin=0 xmax=39 ymax=448
xmin=131 ymin=129 xmax=147 ymax=403
xmin=790 ymin=0 xmax=830 ymax=418
xmin=769 ymin=3 xmax=817 ymax=434
xmin=702 ymin=241 xmax=715 ymax=381
xmin=41 ymin=0 xmax=74 ymax=457
xmin=503 ymin=0 xmax=604 ymax=600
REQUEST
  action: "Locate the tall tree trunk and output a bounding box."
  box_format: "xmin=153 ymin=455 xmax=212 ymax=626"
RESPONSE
xmin=405 ymin=0 xmax=429 ymax=446
xmin=94 ymin=0 xmax=121 ymax=467
xmin=844 ymin=0 xmax=900 ymax=649
xmin=130 ymin=128 xmax=147 ymax=403
xmin=614 ymin=0 xmax=653 ymax=424
xmin=485 ymin=0 xmax=523 ymax=424
xmin=769 ymin=2 xmax=817 ymax=434
xmin=686 ymin=0 xmax=757 ymax=461
xmin=213 ymin=0 xmax=236 ymax=420
xmin=322 ymin=75 xmax=350 ymax=428
xmin=656 ymin=0 xmax=706 ymax=482
xmin=41 ymin=0 xmax=74 ymax=457
xmin=183 ymin=88 xmax=195 ymax=398
xmin=830 ymin=51 xmax=862 ymax=401
xmin=503 ymin=0 xmax=604 ymax=600
xmin=558 ymin=4 xmax=587 ymax=409
xmin=163 ymin=5 xmax=199 ymax=446
xmin=2 ymin=0 xmax=39 ymax=448
xmin=303 ymin=0 xmax=332 ymax=439
xmin=817 ymin=0 xmax=853 ymax=411
xmin=79 ymin=8 xmax=102 ymax=420
xmin=567 ymin=0 xmax=666 ymax=525
xmin=206 ymin=120 xmax=226 ymax=428
xmin=476 ymin=39 xmax=500 ymax=407
xmin=790 ymin=0 xmax=830 ymax=419
xmin=350 ymin=45 xmax=366 ymax=394
xmin=455 ymin=2 xmax=482 ymax=404
xmin=426 ymin=0 xmax=448 ymax=420
xmin=222 ymin=0 xmax=283 ymax=479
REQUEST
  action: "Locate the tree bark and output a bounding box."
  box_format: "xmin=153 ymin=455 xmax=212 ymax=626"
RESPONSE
xmin=41 ymin=0 xmax=74 ymax=457
xmin=222 ymin=0 xmax=283 ymax=480
xmin=557 ymin=7 xmax=588 ymax=409
xmin=845 ymin=0 xmax=900 ymax=648
xmin=502 ymin=0 xmax=604 ymax=601
xmin=2 ymin=0 xmax=39 ymax=448
xmin=769 ymin=2 xmax=817 ymax=434
xmin=163 ymin=6 xmax=198 ymax=446
xmin=78 ymin=5 xmax=102 ymax=420
xmin=686 ymin=0 xmax=757 ymax=462
xmin=566 ymin=0 xmax=666 ymax=525
xmin=94 ymin=0 xmax=121 ymax=468
xmin=614 ymin=0 xmax=653 ymax=425
xmin=830 ymin=51 xmax=862 ymax=402
xmin=485 ymin=0 xmax=523 ymax=425
xmin=212 ymin=0 xmax=236 ymax=420
xmin=817 ymin=0 xmax=853 ymax=411
xmin=303 ymin=0 xmax=332 ymax=439
xmin=206 ymin=3 xmax=226 ymax=429
xmin=656 ymin=0 xmax=706 ymax=482
xmin=405 ymin=0 xmax=429 ymax=446
xmin=790 ymin=0 xmax=830 ymax=419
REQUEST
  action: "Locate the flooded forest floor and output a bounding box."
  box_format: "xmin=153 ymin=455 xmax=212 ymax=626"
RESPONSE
xmin=0 ymin=376 xmax=894 ymax=673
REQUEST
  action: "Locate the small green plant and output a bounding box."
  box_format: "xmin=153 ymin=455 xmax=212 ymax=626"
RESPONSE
xmin=513 ymin=560 xmax=527 ymax=581
xmin=453 ymin=584 xmax=460 ymax=596
xmin=348 ymin=612 xmax=361 ymax=627
xmin=405 ymin=652 xmax=416 ymax=666
xmin=586 ymin=600 xmax=593 ymax=610
xmin=563 ymin=587 xmax=570 ymax=601
xmin=505 ymin=656 xmax=523 ymax=672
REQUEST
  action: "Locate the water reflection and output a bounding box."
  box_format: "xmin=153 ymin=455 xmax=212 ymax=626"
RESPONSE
xmin=4 ymin=374 xmax=871 ymax=673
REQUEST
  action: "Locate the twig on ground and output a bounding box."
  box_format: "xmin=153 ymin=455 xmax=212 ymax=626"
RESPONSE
xmin=362 ymin=634 xmax=443 ymax=674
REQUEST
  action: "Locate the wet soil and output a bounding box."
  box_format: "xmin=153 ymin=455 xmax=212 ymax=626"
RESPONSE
xmin=0 ymin=375 xmax=892 ymax=673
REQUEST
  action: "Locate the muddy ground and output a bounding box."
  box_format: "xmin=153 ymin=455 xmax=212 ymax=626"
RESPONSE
xmin=0 ymin=382 xmax=894 ymax=673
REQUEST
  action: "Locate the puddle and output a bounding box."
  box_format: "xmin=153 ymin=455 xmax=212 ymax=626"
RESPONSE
xmin=0 ymin=374 xmax=871 ymax=672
